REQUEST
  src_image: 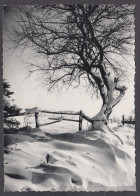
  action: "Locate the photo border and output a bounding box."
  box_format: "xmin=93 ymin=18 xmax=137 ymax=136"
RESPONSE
xmin=0 ymin=0 xmax=140 ymax=195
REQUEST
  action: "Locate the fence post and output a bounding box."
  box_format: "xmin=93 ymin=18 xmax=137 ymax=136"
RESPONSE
xmin=35 ymin=112 xmax=39 ymax=128
xmin=130 ymin=116 xmax=132 ymax=124
xmin=122 ymin=115 xmax=125 ymax=125
xmin=79 ymin=110 xmax=83 ymax=131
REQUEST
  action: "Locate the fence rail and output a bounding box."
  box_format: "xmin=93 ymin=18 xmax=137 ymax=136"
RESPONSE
xmin=4 ymin=107 xmax=83 ymax=131
xmin=38 ymin=109 xmax=83 ymax=131
xmin=49 ymin=117 xmax=79 ymax=122
xmin=39 ymin=110 xmax=80 ymax=115
xmin=4 ymin=107 xmax=115 ymax=131
xmin=122 ymin=115 xmax=135 ymax=125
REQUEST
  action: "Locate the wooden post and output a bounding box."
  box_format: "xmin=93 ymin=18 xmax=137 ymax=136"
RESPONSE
xmin=35 ymin=112 xmax=39 ymax=128
xmin=79 ymin=110 xmax=83 ymax=131
xmin=122 ymin=115 xmax=125 ymax=125
xmin=130 ymin=116 xmax=132 ymax=124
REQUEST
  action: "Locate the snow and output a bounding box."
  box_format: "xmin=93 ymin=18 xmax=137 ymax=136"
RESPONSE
xmin=4 ymin=122 xmax=136 ymax=192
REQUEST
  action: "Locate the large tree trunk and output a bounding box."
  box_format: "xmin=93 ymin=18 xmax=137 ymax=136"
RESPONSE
xmin=81 ymin=74 xmax=127 ymax=131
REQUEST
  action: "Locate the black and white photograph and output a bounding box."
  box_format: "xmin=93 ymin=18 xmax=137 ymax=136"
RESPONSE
xmin=3 ymin=4 xmax=135 ymax=192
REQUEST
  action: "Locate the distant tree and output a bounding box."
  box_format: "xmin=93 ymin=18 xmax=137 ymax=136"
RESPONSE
xmin=3 ymin=79 xmax=21 ymax=128
xmin=9 ymin=5 xmax=135 ymax=129
xmin=3 ymin=80 xmax=14 ymax=98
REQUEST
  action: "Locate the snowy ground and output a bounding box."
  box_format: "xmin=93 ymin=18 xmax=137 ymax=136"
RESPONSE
xmin=4 ymin=118 xmax=136 ymax=192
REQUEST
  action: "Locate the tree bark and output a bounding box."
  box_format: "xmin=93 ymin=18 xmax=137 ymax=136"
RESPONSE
xmin=81 ymin=74 xmax=127 ymax=130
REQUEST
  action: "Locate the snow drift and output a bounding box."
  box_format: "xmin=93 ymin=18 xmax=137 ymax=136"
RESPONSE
xmin=4 ymin=123 xmax=135 ymax=191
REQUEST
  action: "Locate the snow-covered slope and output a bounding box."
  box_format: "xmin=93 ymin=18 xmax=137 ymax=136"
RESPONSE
xmin=4 ymin=124 xmax=135 ymax=191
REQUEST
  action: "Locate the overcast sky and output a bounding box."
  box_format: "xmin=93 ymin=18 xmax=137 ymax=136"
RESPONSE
xmin=3 ymin=6 xmax=135 ymax=119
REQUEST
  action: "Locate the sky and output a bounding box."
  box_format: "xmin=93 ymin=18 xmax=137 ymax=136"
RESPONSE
xmin=3 ymin=6 xmax=135 ymax=120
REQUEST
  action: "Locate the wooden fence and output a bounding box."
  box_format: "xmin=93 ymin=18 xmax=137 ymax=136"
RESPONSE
xmin=4 ymin=107 xmax=114 ymax=131
xmin=4 ymin=107 xmax=83 ymax=131
xmin=122 ymin=115 xmax=135 ymax=125
xmin=37 ymin=109 xmax=83 ymax=131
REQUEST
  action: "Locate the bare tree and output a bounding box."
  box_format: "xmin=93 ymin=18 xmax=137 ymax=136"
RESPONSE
xmin=8 ymin=4 xmax=135 ymax=129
